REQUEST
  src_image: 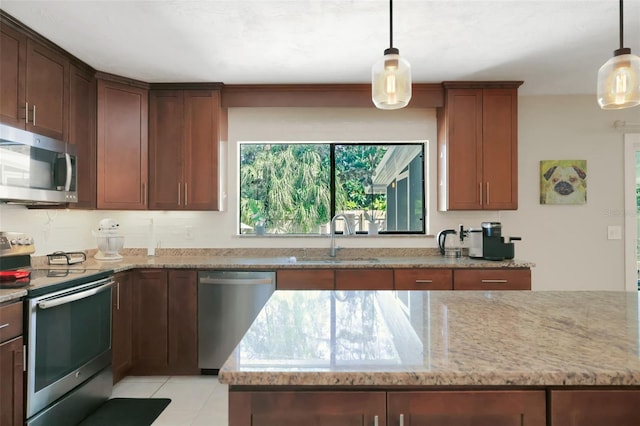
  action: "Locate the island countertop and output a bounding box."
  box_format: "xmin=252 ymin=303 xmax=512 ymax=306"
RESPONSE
xmin=218 ymin=290 xmax=640 ymax=387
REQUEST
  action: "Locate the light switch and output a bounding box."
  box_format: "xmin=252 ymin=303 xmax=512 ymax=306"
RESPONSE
xmin=607 ymin=225 xmax=622 ymax=240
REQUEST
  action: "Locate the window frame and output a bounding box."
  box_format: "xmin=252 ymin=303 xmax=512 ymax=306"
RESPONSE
xmin=239 ymin=141 xmax=427 ymax=236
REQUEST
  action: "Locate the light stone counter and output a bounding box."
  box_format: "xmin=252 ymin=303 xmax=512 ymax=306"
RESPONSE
xmin=218 ymin=290 xmax=640 ymax=387
xmin=1 ymin=249 xmax=533 ymax=303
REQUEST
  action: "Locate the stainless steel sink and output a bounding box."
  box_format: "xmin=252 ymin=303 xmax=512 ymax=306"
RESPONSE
xmin=293 ymin=257 xmax=379 ymax=264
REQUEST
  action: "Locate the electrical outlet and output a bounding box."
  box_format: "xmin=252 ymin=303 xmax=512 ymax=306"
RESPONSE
xmin=607 ymin=225 xmax=622 ymax=240
xmin=185 ymin=225 xmax=194 ymax=240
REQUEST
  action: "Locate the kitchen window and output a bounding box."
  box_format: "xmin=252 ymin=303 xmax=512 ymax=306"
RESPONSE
xmin=239 ymin=142 xmax=425 ymax=235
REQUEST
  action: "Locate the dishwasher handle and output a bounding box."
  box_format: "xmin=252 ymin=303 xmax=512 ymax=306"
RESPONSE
xmin=199 ymin=277 xmax=273 ymax=286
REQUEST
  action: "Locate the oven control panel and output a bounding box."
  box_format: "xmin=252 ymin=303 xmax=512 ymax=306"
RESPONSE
xmin=0 ymin=232 xmax=35 ymax=256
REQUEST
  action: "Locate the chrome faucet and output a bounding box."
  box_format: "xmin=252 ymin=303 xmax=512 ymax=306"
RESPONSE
xmin=329 ymin=214 xmax=353 ymax=257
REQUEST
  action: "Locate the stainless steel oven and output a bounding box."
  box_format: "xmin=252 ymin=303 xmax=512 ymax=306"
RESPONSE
xmin=26 ymin=276 xmax=114 ymax=426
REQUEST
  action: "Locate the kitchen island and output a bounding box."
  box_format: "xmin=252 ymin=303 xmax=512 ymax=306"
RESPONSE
xmin=218 ymin=290 xmax=640 ymax=425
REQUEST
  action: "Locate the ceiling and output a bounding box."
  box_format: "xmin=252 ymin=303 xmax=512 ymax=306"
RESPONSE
xmin=2 ymin=0 xmax=639 ymax=96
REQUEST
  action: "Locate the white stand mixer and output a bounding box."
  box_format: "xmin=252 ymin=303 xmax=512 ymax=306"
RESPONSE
xmin=93 ymin=218 xmax=124 ymax=260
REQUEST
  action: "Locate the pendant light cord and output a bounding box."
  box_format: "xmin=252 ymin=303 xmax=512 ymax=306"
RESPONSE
xmin=389 ymin=0 xmax=394 ymax=49
xmin=619 ymin=0 xmax=624 ymax=49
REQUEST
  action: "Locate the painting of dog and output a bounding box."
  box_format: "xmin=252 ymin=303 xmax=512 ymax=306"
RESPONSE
xmin=540 ymin=160 xmax=587 ymax=204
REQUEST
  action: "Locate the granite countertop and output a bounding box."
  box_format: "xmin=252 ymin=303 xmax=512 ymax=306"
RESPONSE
xmin=218 ymin=290 xmax=640 ymax=387
xmin=0 ymin=249 xmax=534 ymax=303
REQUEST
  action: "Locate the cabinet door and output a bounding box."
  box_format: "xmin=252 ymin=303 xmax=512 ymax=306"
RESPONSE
xmin=394 ymin=269 xmax=453 ymax=290
xmin=168 ymin=269 xmax=199 ymax=374
xmin=183 ymin=90 xmax=222 ymax=210
xmin=0 ymin=337 xmax=24 ymax=426
xmin=438 ymin=89 xmax=483 ymax=210
xmin=97 ymin=79 xmax=148 ymax=209
xmin=148 ymin=90 xmax=184 ymax=210
xmin=0 ymin=24 xmax=26 ymax=128
xmin=482 ymin=89 xmax=518 ymax=210
xmin=25 ymin=39 xmax=68 ymax=140
xmin=277 ymin=269 xmax=335 ymax=290
xmin=550 ymin=390 xmax=640 ymax=426
xmin=335 ymin=269 xmax=394 ymax=290
xmin=229 ymin=391 xmax=387 ymax=426
xmin=453 ymin=269 xmax=531 ymax=290
xmin=112 ymin=271 xmax=132 ymax=384
xmin=131 ymin=269 xmax=168 ymax=373
xmin=388 ymin=390 xmax=545 ymax=426
xmin=68 ymin=63 xmax=97 ymax=209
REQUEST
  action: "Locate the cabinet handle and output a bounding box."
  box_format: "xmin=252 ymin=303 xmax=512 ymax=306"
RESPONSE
xmin=399 ymin=413 xmax=404 ymax=426
xmin=178 ymin=183 xmax=181 ymax=206
xmin=23 ymin=344 xmax=27 ymax=372
xmin=373 ymin=415 xmax=378 ymax=426
xmin=116 ymin=281 xmax=120 ymax=310
xmin=479 ymin=182 xmax=483 ymax=206
xmin=481 ymin=279 xmax=508 ymax=283
xmin=32 ymin=104 xmax=36 ymax=125
xmin=415 ymin=279 xmax=433 ymax=283
xmin=0 ymin=323 xmax=9 ymax=329
xmin=25 ymin=102 xmax=29 ymax=124
xmin=142 ymin=183 xmax=146 ymax=205
xmin=184 ymin=183 xmax=188 ymax=206
xmin=486 ymin=181 xmax=490 ymax=205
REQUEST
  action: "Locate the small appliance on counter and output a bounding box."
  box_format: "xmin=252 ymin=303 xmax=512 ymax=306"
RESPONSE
xmin=480 ymin=222 xmax=521 ymax=261
xmin=437 ymin=226 xmax=464 ymax=258
xmin=467 ymin=227 xmax=484 ymax=258
xmin=93 ymin=218 xmax=124 ymax=261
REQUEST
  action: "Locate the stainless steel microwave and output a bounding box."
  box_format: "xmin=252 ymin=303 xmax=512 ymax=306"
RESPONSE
xmin=0 ymin=124 xmax=77 ymax=204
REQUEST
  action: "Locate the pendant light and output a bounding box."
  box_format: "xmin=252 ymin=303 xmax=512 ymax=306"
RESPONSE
xmin=372 ymin=0 xmax=412 ymax=109
xmin=597 ymin=0 xmax=640 ymax=109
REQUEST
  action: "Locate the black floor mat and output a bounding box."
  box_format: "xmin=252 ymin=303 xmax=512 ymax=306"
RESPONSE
xmin=77 ymin=398 xmax=171 ymax=426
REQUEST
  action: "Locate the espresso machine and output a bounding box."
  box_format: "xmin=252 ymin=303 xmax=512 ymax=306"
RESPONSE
xmin=478 ymin=222 xmax=521 ymax=261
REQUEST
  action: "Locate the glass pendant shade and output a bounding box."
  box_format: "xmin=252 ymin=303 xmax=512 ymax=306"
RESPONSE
xmin=372 ymin=48 xmax=412 ymax=110
xmin=597 ymin=49 xmax=640 ymax=109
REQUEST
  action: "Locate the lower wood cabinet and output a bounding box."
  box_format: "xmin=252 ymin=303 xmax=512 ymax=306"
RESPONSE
xmin=0 ymin=301 xmax=24 ymax=426
xmin=453 ymin=269 xmax=531 ymax=290
xmin=549 ymin=390 xmax=640 ymax=426
xmin=229 ymin=389 xmax=546 ymax=426
xmin=112 ymin=271 xmax=132 ymax=384
xmin=229 ymin=391 xmax=387 ymax=426
xmin=335 ymin=269 xmax=394 ymax=290
xmin=394 ymin=269 xmax=453 ymax=290
xmin=277 ymin=269 xmax=335 ymax=290
xmin=131 ymin=269 xmax=198 ymax=375
xmin=0 ymin=337 xmax=24 ymax=426
xmin=388 ymin=390 xmax=545 ymax=426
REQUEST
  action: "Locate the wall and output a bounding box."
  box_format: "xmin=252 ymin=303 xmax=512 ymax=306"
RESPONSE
xmin=1 ymin=95 xmax=638 ymax=290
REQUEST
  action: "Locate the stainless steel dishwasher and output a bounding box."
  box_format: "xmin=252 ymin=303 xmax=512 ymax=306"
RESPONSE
xmin=198 ymin=270 xmax=275 ymax=372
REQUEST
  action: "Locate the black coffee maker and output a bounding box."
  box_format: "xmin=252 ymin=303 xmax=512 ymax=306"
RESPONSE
xmin=481 ymin=222 xmax=521 ymax=260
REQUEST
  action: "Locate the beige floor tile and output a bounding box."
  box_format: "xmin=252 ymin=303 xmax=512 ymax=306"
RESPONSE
xmin=151 ymin=408 xmax=200 ymax=426
xmin=112 ymin=381 xmax=166 ymax=399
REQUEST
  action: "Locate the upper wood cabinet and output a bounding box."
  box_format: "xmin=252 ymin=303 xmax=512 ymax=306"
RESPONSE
xmin=97 ymin=78 xmax=148 ymax=209
xmin=68 ymin=63 xmax=97 ymax=209
xmin=0 ymin=21 xmax=68 ymax=140
xmin=149 ymin=88 xmax=225 ymax=210
xmin=437 ymin=83 xmax=522 ymax=211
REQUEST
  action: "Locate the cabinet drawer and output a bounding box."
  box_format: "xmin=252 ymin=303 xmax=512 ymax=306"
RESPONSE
xmin=0 ymin=301 xmax=23 ymax=342
xmin=394 ymin=269 xmax=453 ymax=290
xmin=277 ymin=269 xmax=335 ymax=290
xmin=550 ymin=390 xmax=640 ymax=426
xmin=335 ymin=269 xmax=393 ymax=290
xmin=453 ymin=269 xmax=531 ymax=290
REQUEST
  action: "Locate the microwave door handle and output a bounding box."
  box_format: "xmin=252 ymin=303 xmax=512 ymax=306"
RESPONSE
xmin=64 ymin=153 xmax=72 ymax=191
xmin=38 ymin=280 xmax=114 ymax=309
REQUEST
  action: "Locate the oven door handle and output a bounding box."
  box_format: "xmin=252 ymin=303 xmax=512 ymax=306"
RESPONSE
xmin=37 ymin=279 xmax=114 ymax=310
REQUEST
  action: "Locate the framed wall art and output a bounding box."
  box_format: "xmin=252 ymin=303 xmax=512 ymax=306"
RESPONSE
xmin=540 ymin=160 xmax=587 ymax=205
